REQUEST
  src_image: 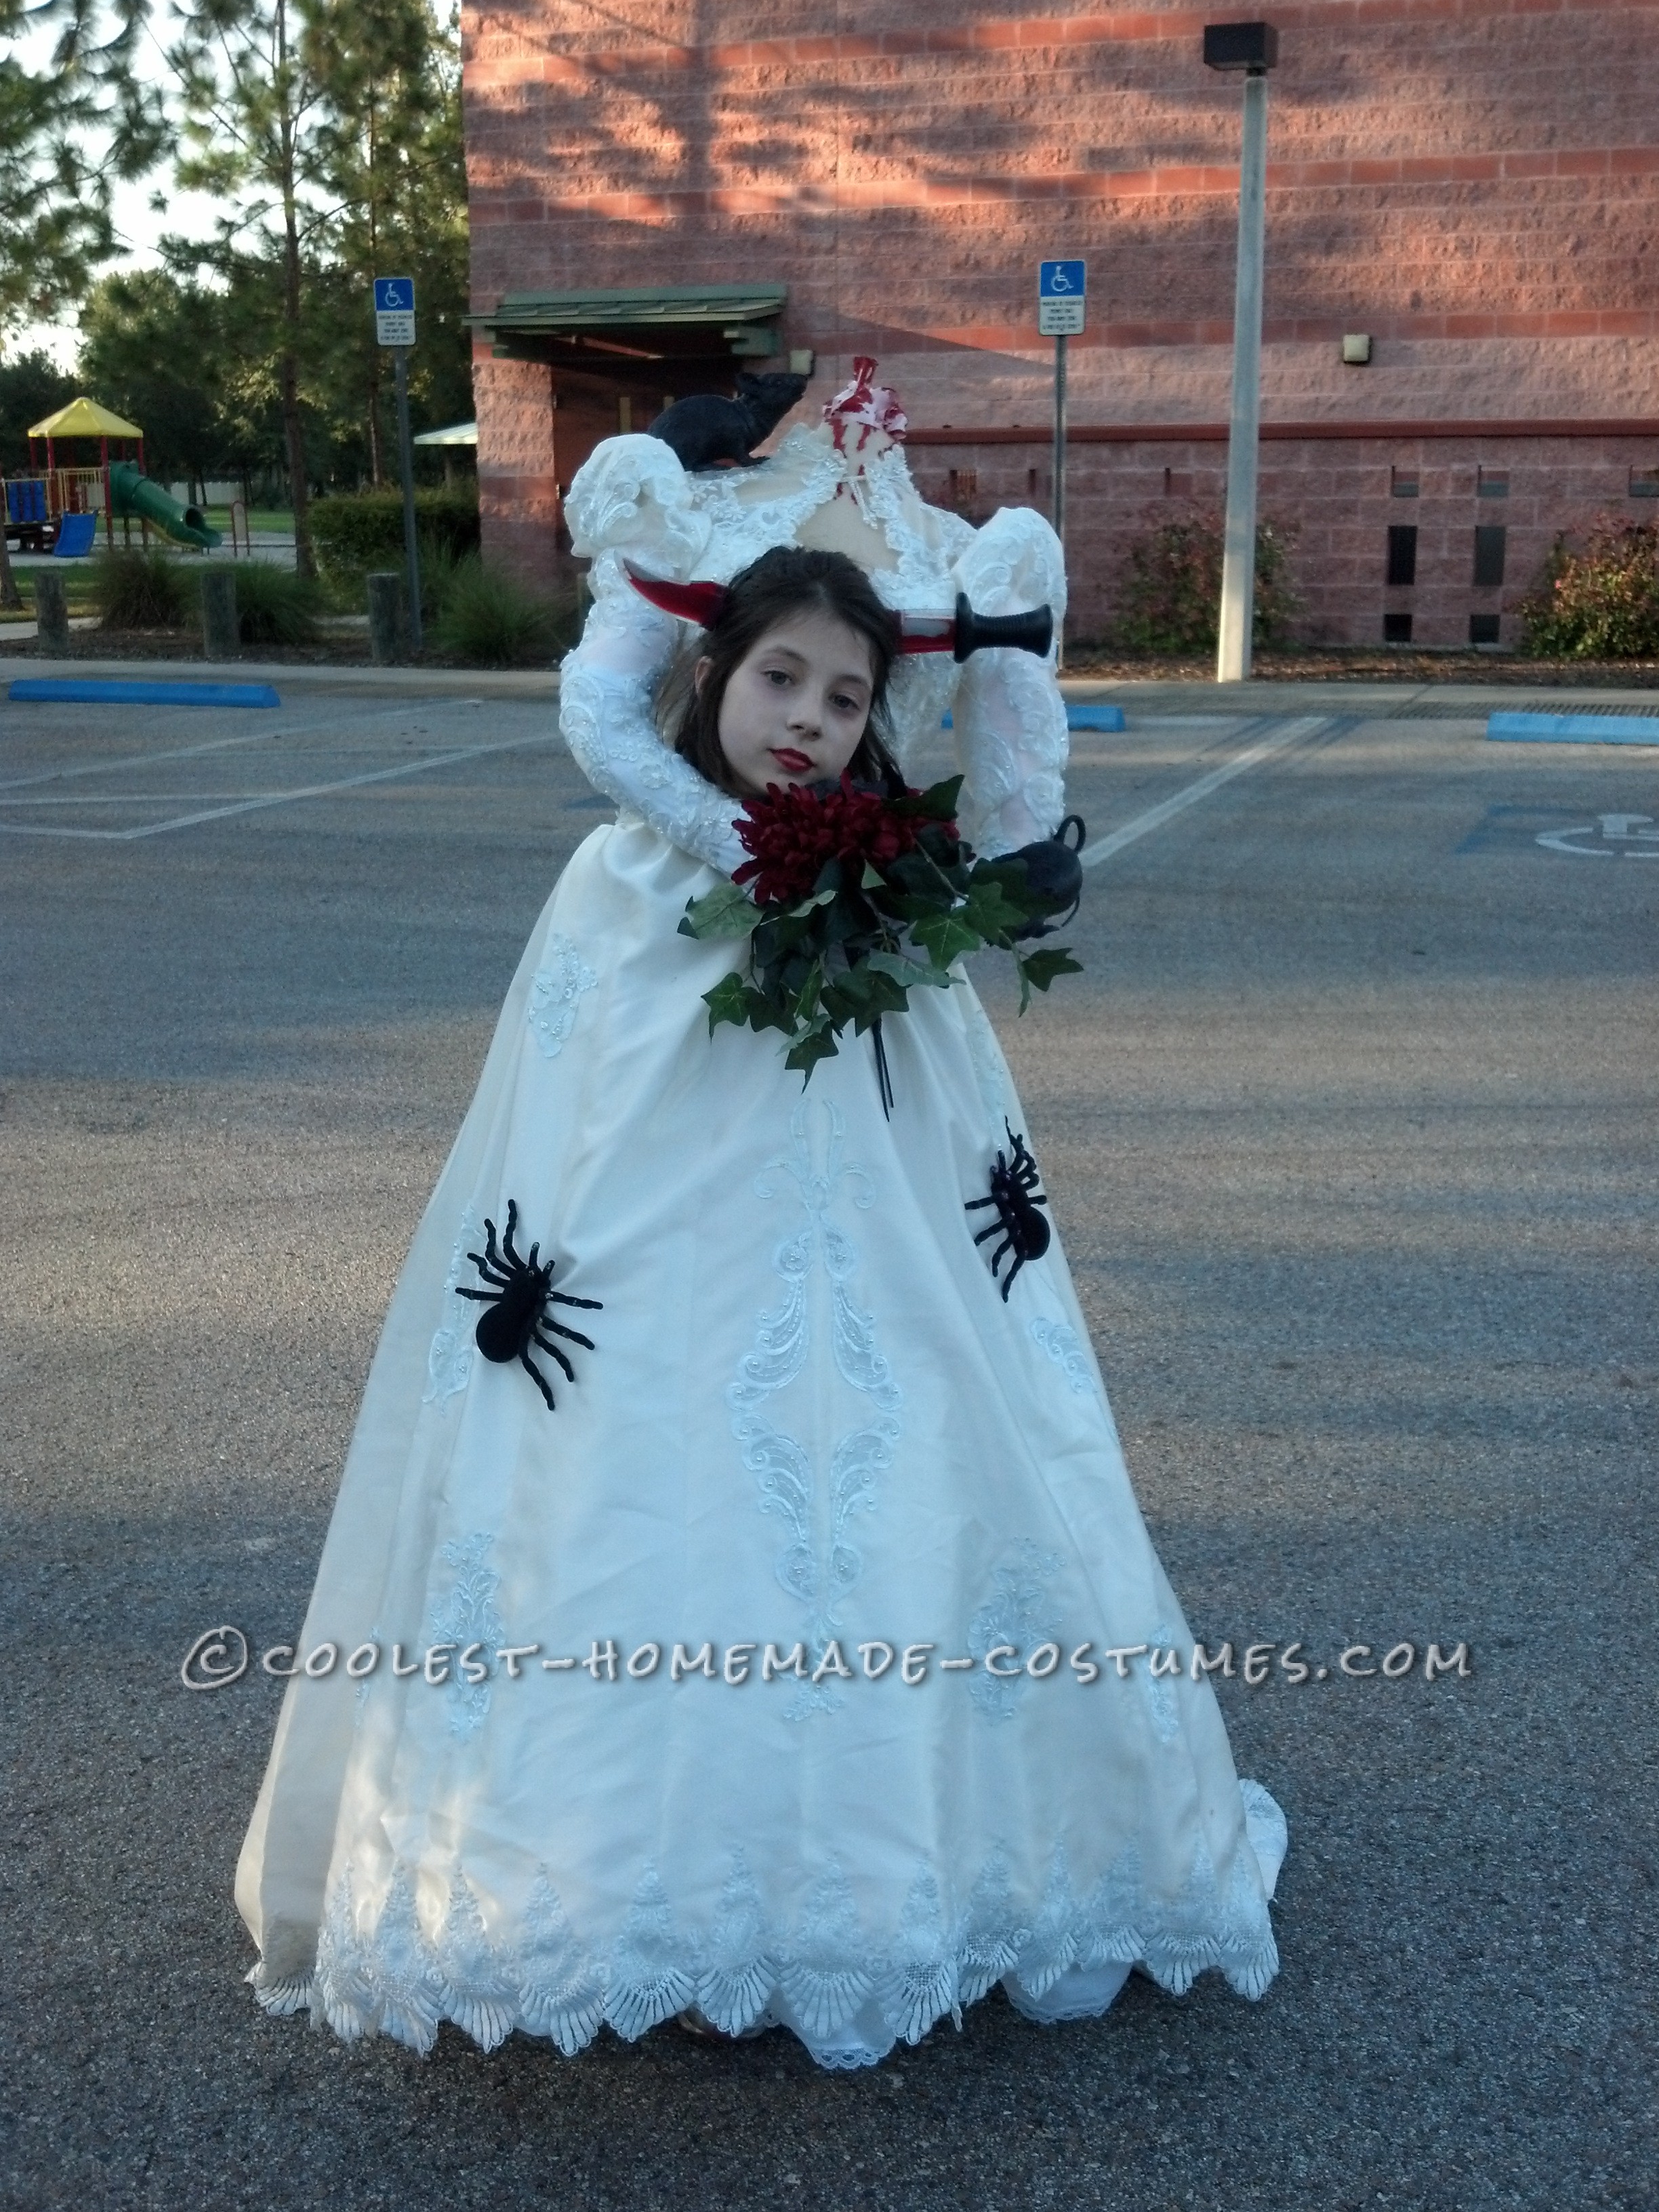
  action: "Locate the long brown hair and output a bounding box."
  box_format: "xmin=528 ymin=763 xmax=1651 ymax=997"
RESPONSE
xmin=667 ymin=546 xmax=903 ymax=798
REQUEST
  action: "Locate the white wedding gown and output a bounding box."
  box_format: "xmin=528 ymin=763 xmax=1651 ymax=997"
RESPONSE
xmin=235 ymin=428 xmax=1286 ymax=2069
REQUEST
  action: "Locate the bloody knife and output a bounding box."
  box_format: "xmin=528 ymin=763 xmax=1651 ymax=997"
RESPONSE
xmin=622 ymin=561 xmax=1052 ymax=662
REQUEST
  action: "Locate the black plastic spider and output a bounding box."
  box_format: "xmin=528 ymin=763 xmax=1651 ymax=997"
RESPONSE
xmin=455 ymin=1200 xmax=601 ymax=1412
xmin=965 ymin=1123 xmax=1050 ymax=1299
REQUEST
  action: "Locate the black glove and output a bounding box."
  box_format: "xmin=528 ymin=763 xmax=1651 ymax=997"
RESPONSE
xmin=990 ymin=815 xmax=1086 ymax=940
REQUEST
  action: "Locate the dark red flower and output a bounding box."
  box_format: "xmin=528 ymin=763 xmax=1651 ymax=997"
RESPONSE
xmin=732 ymin=773 xmax=945 ymax=908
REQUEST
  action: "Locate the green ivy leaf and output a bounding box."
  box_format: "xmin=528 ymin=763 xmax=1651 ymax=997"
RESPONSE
xmin=790 ymin=958 xmax=826 ymax=1029
xmin=910 ymin=910 xmax=984 ymax=969
xmin=865 ymin=949 xmax=954 ymax=991
xmin=960 ymin=876 xmax=1037 ymax=943
xmin=682 ymin=882 xmax=760 ymax=939
xmin=703 ymin=971 xmax=754 ymax=1031
xmin=890 ymin=773 xmax=964 ymax=821
xmin=785 ymin=1022 xmax=842 ymax=1080
xmin=1015 ymin=945 xmax=1083 ymax=1013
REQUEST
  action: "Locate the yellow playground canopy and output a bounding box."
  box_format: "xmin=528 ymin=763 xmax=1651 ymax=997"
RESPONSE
xmin=26 ymin=396 xmax=144 ymax=441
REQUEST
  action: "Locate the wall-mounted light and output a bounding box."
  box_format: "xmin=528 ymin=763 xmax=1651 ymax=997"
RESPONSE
xmin=1203 ymin=20 xmax=1279 ymax=69
xmin=1341 ymin=333 xmax=1372 ymax=365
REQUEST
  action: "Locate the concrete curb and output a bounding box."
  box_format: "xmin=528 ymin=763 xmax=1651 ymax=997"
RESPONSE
xmin=7 ymin=652 xmax=1658 ymax=714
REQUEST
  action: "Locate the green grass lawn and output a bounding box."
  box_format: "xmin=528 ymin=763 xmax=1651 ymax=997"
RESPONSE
xmin=202 ymin=508 xmax=294 ymax=535
xmin=0 ymin=572 xmax=102 ymax=621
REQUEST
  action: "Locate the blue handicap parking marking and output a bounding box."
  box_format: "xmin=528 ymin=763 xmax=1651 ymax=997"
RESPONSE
xmin=1456 ymin=802 xmax=1659 ymax=855
xmin=9 ymin=678 xmax=281 ymax=708
xmin=1488 ymin=710 xmax=1659 ymax=745
xmin=940 ymin=703 xmax=1124 ymax=733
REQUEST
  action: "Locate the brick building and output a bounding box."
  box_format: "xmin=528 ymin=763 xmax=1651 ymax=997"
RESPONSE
xmin=462 ymin=0 xmax=1659 ymax=647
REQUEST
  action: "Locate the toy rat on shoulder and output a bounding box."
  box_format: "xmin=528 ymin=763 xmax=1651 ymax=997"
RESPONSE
xmin=649 ymin=371 xmax=808 ymax=472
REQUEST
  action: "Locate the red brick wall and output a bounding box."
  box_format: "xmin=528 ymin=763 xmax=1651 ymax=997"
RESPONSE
xmin=910 ymin=429 xmax=1659 ymax=644
xmin=463 ymin=0 xmax=1659 ymax=643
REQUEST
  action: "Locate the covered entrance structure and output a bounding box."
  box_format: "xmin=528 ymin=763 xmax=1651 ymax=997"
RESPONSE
xmin=469 ymin=285 xmax=806 ymax=588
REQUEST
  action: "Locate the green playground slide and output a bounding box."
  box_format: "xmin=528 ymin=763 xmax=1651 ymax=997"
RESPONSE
xmin=108 ymin=461 xmax=222 ymax=550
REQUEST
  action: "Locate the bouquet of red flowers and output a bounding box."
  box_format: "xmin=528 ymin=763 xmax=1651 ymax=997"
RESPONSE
xmin=678 ymin=773 xmax=1082 ymax=1080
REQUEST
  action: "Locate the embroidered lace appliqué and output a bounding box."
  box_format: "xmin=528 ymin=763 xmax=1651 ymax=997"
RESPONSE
xmin=1146 ymin=1618 xmax=1183 ymax=1744
xmin=422 ymin=1207 xmax=482 ymax=1408
xmin=729 ymin=1098 xmax=901 ymax=1711
xmin=254 ymin=1818 xmax=1281 ymax=2060
xmin=527 ymin=934 xmax=598 ymax=1057
xmin=426 ymin=1532 xmax=506 ymax=1739
xmin=967 ymin=1540 xmax=1063 ymax=1720
xmin=1030 ymin=1317 xmax=1097 ymax=1398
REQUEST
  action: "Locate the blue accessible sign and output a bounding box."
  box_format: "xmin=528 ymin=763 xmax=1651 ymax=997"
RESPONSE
xmin=373 ymin=276 xmax=417 ymax=346
xmin=1038 ymin=260 xmax=1086 ymax=335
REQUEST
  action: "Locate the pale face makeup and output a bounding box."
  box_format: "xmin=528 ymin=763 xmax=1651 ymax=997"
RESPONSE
xmin=699 ymin=610 xmax=878 ymax=798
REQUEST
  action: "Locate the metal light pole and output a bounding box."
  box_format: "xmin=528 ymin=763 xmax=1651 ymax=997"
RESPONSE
xmin=1206 ymin=22 xmax=1278 ymax=683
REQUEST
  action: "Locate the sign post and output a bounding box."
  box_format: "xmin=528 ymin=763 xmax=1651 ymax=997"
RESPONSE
xmin=374 ymin=276 xmax=422 ymax=655
xmin=1038 ymin=260 xmax=1085 ymax=666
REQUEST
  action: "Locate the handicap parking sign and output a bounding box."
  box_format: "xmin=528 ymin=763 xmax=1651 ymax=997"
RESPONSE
xmin=373 ymin=276 xmax=416 ymax=346
xmin=1038 ymin=261 xmax=1086 ymax=334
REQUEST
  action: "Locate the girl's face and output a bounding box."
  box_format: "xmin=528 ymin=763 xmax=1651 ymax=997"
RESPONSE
xmin=699 ymin=610 xmax=877 ymax=798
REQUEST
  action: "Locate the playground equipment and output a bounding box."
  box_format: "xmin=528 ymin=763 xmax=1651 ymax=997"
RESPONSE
xmin=3 ymin=396 xmax=222 ymax=554
xmin=108 ymin=461 xmax=221 ymax=550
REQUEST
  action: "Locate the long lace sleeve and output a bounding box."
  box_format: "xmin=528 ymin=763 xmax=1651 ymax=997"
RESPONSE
xmin=946 ymin=510 xmax=1071 ymax=857
xmin=557 ymin=553 xmax=750 ymax=878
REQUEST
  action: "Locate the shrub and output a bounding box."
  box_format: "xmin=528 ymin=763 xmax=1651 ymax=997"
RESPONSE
xmin=309 ymin=487 xmax=480 ymax=578
xmin=1111 ymin=509 xmax=1300 ymax=654
xmin=1519 ymin=520 xmax=1659 ymax=659
xmin=222 ymin=562 xmax=324 ymax=646
xmin=94 ymin=546 xmax=193 ymax=630
xmin=429 ymin=556 xmax=577 ymax=666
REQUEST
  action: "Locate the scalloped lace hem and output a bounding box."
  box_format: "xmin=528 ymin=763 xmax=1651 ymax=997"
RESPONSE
xmin=249 ymin=1927 xmax=1278 ymax=2070
xmin=245 ymin=1788 xmax=1286 ymax=2072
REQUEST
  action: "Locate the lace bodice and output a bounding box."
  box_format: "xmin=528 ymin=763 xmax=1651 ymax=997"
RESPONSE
xmin=559 ymin=430 xmax=1073 ymax=865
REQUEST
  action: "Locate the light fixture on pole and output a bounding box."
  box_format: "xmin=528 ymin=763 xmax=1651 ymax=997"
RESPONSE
xmin=1205 ymin=21 xmax=1278 ymax=683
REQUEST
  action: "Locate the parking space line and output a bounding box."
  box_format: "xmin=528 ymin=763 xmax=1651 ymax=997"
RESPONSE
xmin=0 ymin=729 xmax=559 ymax=841
xmin=1079 ymin=715 xmax=1336 ymax=870
xmin=0 ymin=697 xmax=485 ymax=795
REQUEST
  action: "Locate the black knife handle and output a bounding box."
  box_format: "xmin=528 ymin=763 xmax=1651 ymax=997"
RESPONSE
xmin=952 ymin=592 xmax=1054 ymax=662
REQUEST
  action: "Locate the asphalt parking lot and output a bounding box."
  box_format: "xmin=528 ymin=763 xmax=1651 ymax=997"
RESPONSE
xmin=1 ymin=676 xmax=1654 ymax=2210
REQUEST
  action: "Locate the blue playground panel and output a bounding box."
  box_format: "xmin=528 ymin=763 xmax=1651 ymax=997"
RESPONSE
xmin=51 ymin=513 xmax=98 ymax=557
xmin=5 ymin=480 xmax=47 ymax=523
xmin=1488 ymin=710 xmax=1659 ymax=745
xmin=9 ymin=679 xmax=281 ymax=708
xmin=942 ymin=703 xmax=1126 ymax=732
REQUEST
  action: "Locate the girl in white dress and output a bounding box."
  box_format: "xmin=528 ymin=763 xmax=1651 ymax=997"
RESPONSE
xmin=236 ymin=386 xmax=1286 ymax=2072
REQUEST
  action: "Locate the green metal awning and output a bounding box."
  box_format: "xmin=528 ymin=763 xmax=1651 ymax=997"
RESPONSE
xmin=472 ymin=285 xmax=787 ymax=363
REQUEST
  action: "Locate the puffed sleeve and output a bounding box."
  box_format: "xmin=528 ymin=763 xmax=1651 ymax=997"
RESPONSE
xmin=945 ymin=508 xmax=1071 ymax=857
xmin=557 ymin=550 xmax=750 ymax=879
